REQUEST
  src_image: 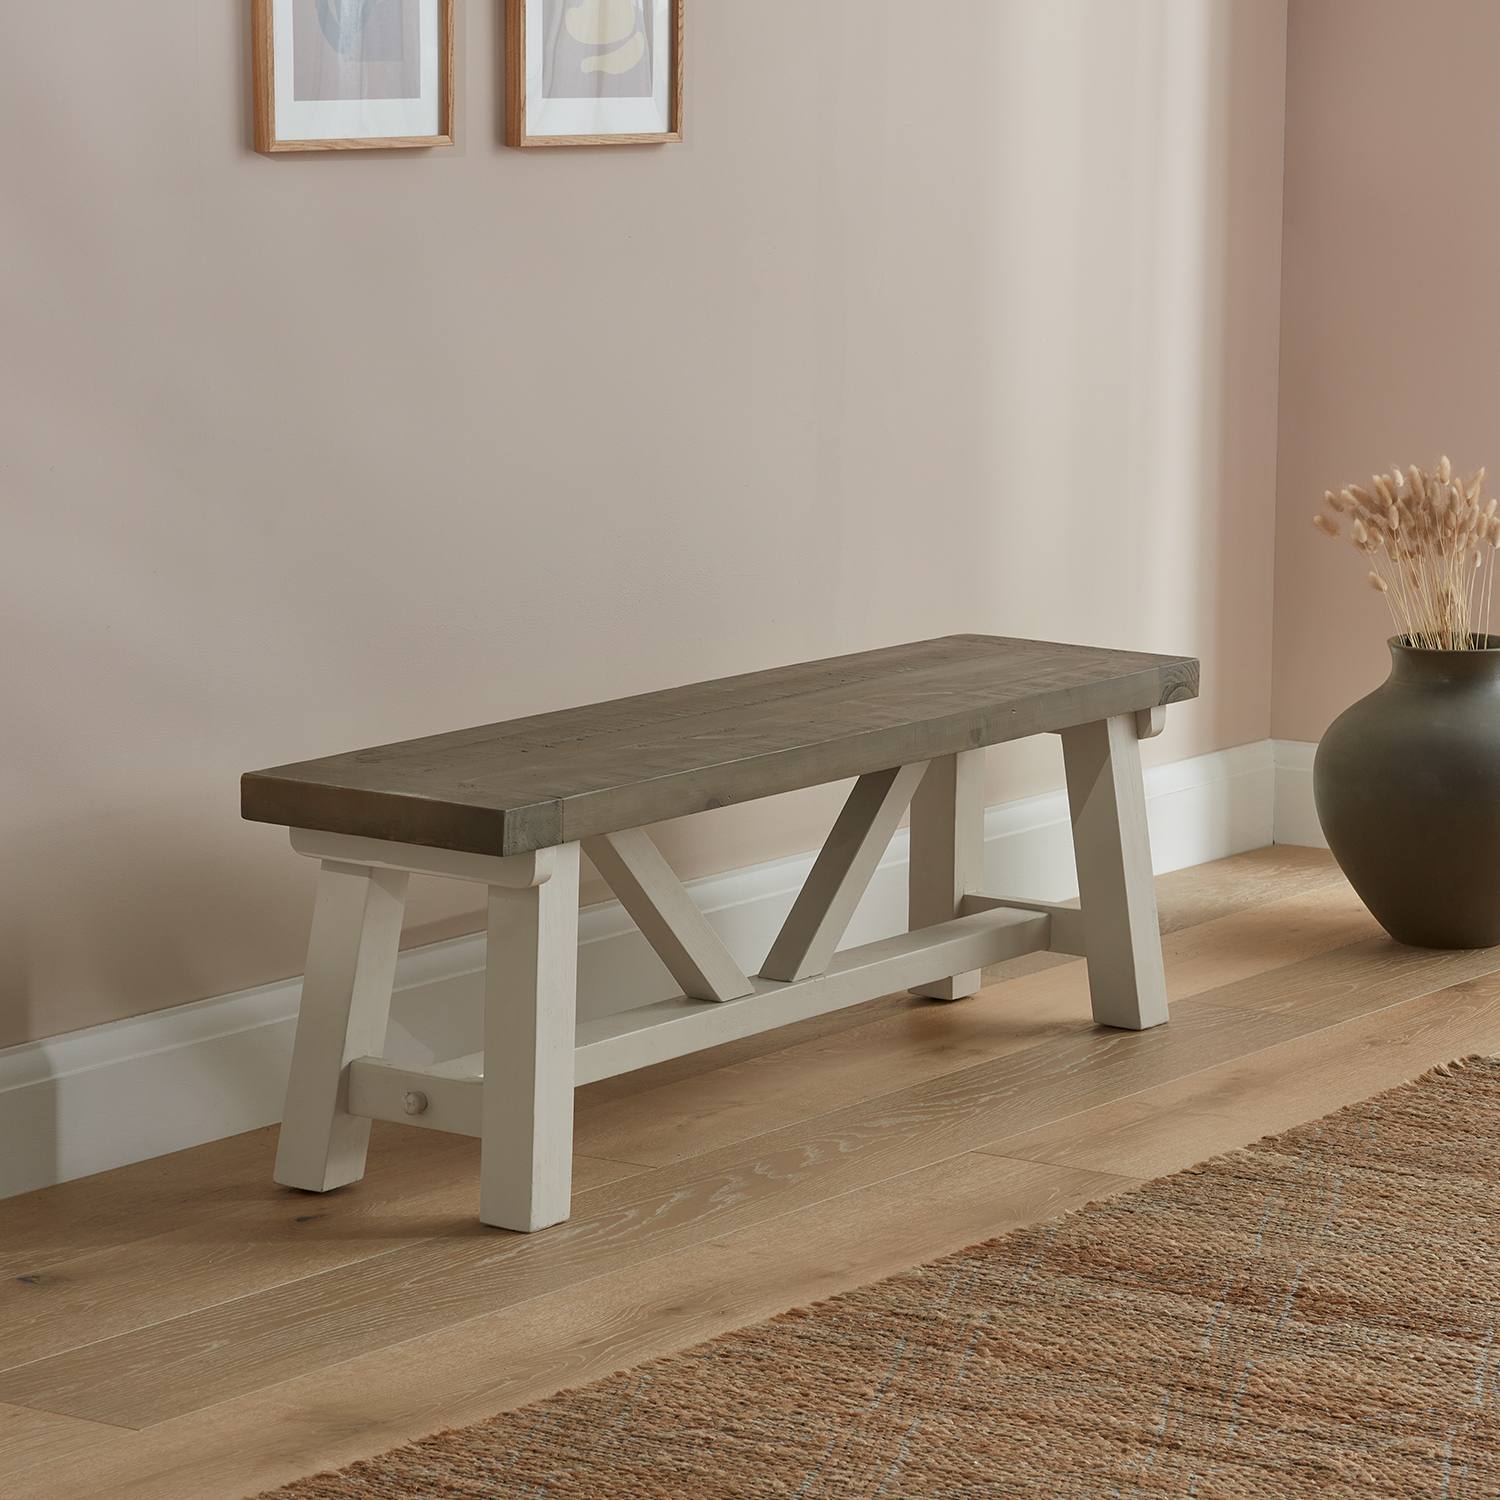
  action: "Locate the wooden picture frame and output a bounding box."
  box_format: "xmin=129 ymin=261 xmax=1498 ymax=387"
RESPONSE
xmin=253 ymin=0 xmax=455 ymax=154
xmin=505 ymin=0 xmax=683 ymax=148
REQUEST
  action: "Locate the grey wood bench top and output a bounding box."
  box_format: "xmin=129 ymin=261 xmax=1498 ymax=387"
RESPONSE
xmin=242 ymin=634 xmax=1198 ymax=859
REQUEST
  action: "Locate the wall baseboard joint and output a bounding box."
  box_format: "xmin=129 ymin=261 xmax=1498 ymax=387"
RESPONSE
xmin=1271 ymin=739 xmax=1326 ymax=849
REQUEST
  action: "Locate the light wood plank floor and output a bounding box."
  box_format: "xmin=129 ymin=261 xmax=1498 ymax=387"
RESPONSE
xmin=8 ymin=846 xmax=1500 ymax=1499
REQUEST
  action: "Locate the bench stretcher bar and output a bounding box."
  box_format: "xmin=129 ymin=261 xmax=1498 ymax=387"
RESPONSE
xmin=347 ymin=903 xmax=1052 ymax=1135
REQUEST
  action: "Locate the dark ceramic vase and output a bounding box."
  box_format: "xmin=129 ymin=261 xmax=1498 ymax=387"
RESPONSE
xmin=1314 ymin=635 xmax=1500 ymax=949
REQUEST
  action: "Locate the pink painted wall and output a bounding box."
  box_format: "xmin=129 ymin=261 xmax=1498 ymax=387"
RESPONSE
xmin=1273 ymin=0 xmax=1500 ymax=740
xmin=0 ymin=1 xmax=1286 ymax=1048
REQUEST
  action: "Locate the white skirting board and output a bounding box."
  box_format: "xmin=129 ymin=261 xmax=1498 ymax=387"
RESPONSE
xmin=1272 ymin=739 xmax=1327 ymax=849
xmin=0 ymin=738 xmax=1322 ymax=1201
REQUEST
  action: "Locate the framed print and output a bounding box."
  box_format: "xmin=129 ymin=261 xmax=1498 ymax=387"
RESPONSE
xmin=506 ymin=0 xmax=682 ymax=147
xmin=252 ymin=0 xmax=455 ymax=153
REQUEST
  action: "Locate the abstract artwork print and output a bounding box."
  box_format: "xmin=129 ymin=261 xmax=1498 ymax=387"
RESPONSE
xmin=507 ymin=0 xmax=674 ymax=147
xmin=541 ymin=0 xmax=653 ymax=99
xmin=293 ymin=0 xmax=420 ymax=101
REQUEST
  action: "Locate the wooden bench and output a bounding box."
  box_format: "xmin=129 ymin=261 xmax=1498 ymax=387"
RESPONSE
xmin=242 ymin=634 xmax=1198 ymax=1232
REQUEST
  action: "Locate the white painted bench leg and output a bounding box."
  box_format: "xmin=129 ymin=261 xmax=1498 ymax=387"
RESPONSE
xmin=908 ymin=749 xmax=986 ymax=1001
xmin=274 ymin=860 xmax=409 ymax=1193
xmin=481 ymin=841 xmax=581 ymax=1233
xmin=1060 ymin=715 xmax=1169 ymax=1031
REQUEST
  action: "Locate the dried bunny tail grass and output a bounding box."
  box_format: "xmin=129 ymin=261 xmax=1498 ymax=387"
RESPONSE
xmin=1316 ymin=457 xmax=1499 ymax=649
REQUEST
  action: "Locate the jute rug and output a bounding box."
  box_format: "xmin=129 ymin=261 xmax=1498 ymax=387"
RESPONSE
xmin=265 ymin=1057 xmax=1500 ymax=1498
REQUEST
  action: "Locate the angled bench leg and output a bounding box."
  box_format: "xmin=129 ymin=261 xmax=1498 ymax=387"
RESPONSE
xmin=1060 ymin=715 xmax=1168 ymax=1031
xmin=909 ymin=749 xmax=986 ymax=1001
xmin=274 ymin=860 xmax=409 ymax=1193
xmin=481 ymin=841 xmax=581 ymax=1233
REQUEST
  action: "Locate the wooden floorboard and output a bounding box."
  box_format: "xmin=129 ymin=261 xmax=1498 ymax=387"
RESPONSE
xmin=8 ymin=846 xmax=1500 ymax=1498
xmin=0 ymin=1125 xmax=487 ymax=1284
xmin=0 ymin=972 xmax=1463 ymax=1427
xmin=979 ymin=968 xmax=1500 ymax=1180
xmin=0 ymin=1402 xmax=123 ymax=1483
xmin=4 ymin=1155 xmax=1135 ymax=1500
xmin=1149 ymin=842 xmax=1346 ymax=933
xmin=1188 ymin=931 xmax=1500 ymax=1018
xmin=0 ymin=1151 xmax=646 ymax=1371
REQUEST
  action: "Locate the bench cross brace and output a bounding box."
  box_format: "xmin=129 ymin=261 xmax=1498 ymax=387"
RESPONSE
xmin=582 ymin=828 xmax=753 ymax=1002
xmin=760 ymin=761 xmax=929 ymax=983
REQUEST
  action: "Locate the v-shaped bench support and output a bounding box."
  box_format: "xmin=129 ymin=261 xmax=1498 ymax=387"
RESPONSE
xmin=761 ymin=762 xmax=929 ymax=983
xmin=582 ymin=828 xmax=753 ymax=1002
